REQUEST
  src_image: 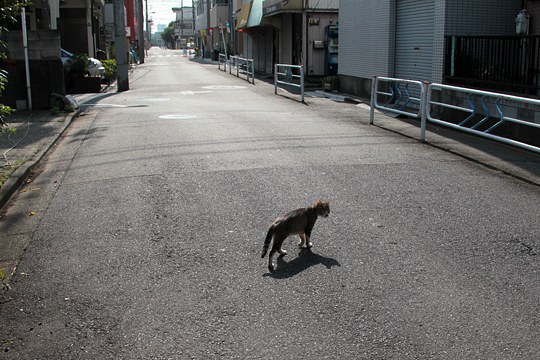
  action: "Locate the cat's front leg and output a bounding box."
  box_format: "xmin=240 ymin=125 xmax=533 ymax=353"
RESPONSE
xmin=298 ymin=233 xmax=306 ymax=248
xmin=305 ymin=230 xmax=313 ymax=248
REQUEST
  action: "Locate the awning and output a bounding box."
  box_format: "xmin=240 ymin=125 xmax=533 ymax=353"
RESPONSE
xmin=236 ymin=1 xmax=253 ymax=30
xmin=247 ymin=0 xmax=263 ymax=28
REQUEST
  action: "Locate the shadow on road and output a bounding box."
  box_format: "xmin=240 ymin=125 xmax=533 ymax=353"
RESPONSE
xmin=263 ymin=248 xmax=341 ymax=279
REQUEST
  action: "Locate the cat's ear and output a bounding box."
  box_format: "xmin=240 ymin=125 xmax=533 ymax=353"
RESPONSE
xmin=316 ymin=199 xmax=322 ymax=206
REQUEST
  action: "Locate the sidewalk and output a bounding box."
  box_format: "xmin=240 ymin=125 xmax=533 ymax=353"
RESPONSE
xmin=0 ymin=92 xmax=99 ymax=210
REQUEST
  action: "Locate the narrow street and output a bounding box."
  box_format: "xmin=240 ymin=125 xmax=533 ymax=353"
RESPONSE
xmin=1 ymin=47 xmax=539 ymax=359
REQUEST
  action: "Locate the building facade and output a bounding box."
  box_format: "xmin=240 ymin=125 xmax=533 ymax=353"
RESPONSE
xmin=194 ymin=0 xmax=231 ymax=58
xmin=193 ymin=0 xmax=338 ymax=76
xmin=1 ymin=0 xmax=148 ymax=108
xmin=338 ymin=0 xmax=525 ymax=98
xmin=233 ymin=0 xmax=338 ymax=75
xmin=172 ymin=6 xmax=195 ymax=48
xmin=261 ymin=0 xmax=338 ymax=76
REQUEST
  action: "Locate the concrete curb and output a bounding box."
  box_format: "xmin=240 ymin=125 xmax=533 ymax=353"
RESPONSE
xmin=0 ymin=109 xmax=80 ymax=210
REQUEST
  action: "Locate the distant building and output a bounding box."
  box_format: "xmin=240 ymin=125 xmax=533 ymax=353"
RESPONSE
xmin=152 ymin=32 xmax=164 ymax=47
xmin=157 ymin=24 xmax=167 ymax=33
xmin=172 ymin=6 xmax=195 ymax=48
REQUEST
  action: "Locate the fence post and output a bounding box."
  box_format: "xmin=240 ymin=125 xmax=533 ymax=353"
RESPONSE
xmin=369 ymin=75 xmax=377 ymax=125
xmin=300 ymin=66 xmax=305 ymax=103
xmin=419 ymin=82 xmax=428 ymax=142
xmin=274 ymin=64 xmax=278 ymax=95
xmin=250 ymin=60 xmax=255 ymax=84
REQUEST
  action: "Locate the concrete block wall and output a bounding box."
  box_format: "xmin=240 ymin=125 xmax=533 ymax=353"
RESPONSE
xmin=2 ymin=30 xmax=65 ymax=109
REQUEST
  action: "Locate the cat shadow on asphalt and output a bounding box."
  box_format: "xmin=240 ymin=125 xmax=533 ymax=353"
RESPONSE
xmin=263 ymin=247 xmax=341 ymax=279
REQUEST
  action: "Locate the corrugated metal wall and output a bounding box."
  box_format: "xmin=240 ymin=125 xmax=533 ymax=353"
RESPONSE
xmin=338 ymin=0 xmax=394 ymax=78
xmin=394 ymin=0 xmax=435 ymax=82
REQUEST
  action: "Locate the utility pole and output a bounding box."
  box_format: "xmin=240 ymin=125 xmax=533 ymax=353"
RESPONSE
xmin=21 ymin=7 xmax=32 ymax=110
xmin=181 ymin=0 xmax=184 ymax=44
xmin=228 ymin=0 xmax=234 ymax=55
xmin=192 ymin=1 xmax=196 ymax=50
xmin=206 ymin=0 xmax=210 ymax=57
xmin=137 ymin=0 xmax=145 ymax=63
xmin=114 ymin=0 xmax=129 ymax=91
xmin=146 ymin=0 xmax=150 ymax=54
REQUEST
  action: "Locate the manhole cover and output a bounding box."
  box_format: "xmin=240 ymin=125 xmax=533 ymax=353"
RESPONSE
xmin=158 ymin=114 xmax=198 ymax=120
xmin=201 ymin=85 xmax=246 ymax=90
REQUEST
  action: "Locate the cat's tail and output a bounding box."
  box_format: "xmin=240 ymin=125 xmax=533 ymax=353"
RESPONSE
xmin=261 ymin=226 xmax=274 ymax=258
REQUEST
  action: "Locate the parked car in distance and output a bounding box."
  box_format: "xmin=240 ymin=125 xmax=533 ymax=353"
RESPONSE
xmin=61 ymin=49 xmax=105 ymax=78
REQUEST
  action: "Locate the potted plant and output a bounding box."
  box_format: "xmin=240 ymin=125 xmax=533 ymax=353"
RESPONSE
xmin=322 ymin=75 xmax=339 ymax=92
xmin=67 ymin=53 xmax=101 ymax=94
xmin=102 ymin=59 xmax=117 ymax=84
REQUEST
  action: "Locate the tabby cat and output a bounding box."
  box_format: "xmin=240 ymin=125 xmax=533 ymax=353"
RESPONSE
xmin=261 ymin=200 xmax=330 ymax=271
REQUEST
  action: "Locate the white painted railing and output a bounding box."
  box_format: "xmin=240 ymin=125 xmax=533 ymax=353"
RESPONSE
xmin=274 ymin=64 xmax=305 ymax=103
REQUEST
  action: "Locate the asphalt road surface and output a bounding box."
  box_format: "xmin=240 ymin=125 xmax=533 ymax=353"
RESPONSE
xmin=1 ymin=47 xmax=539 ymax=359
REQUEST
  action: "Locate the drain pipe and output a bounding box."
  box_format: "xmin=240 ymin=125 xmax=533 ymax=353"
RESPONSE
xmin=21 ymin=7 xmax=32 ymax=110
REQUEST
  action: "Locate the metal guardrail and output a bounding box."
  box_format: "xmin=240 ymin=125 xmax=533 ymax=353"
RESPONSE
xmin=369 ymin=76 xmax=540 ymax=154
xmin=370 ymin=76 xmax=428 ymax=140
xmin=274 ymin=64 xmax=305 ymax=103
xmin=229 ymin=55 xmax=255 ymax=84
xmin=426 ymin=83 xmax=540 ymax=154
xmin=218 ymin=53 xmax=227 ymax=72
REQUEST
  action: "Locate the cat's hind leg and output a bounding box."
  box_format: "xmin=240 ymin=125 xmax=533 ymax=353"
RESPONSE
xmin=268 ymin=235 xmax=284 ymax=271
xmin=274 ymin=234 xmax=287 ymax=256
xmin=268 ymin=249 xmax=276 ymax=272
xmin=269 ymin=235 xmax=286 ymax=271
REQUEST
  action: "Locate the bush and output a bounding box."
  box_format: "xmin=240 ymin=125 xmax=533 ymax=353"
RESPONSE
xmin=68 ymin=53 xmax=89 ymax=77
xmin=0 ymin=0 xmax=27 ymax=130
xmin=0 ymin=70 xmax=14 ymax=127
xmin=102 ymin=59 xmax=116 ymax=82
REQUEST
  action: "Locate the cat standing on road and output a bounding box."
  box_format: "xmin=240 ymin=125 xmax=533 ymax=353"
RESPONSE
xmin=261 ymin=200 xmax=330 ymax=271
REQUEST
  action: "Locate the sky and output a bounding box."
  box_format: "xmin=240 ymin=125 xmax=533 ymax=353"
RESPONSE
xmin=147 ymin=0 xmax=193 ymax=32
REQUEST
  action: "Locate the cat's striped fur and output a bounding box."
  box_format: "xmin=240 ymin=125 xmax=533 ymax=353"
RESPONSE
xmin=261 ymin=200 xmax=330 ymax=271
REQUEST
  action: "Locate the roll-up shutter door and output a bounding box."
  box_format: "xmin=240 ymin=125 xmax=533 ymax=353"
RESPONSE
xmin=395 ymin=0 xmax=435 ymax=82
xmin=282 ymin=14 xmax=293 ymax=65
